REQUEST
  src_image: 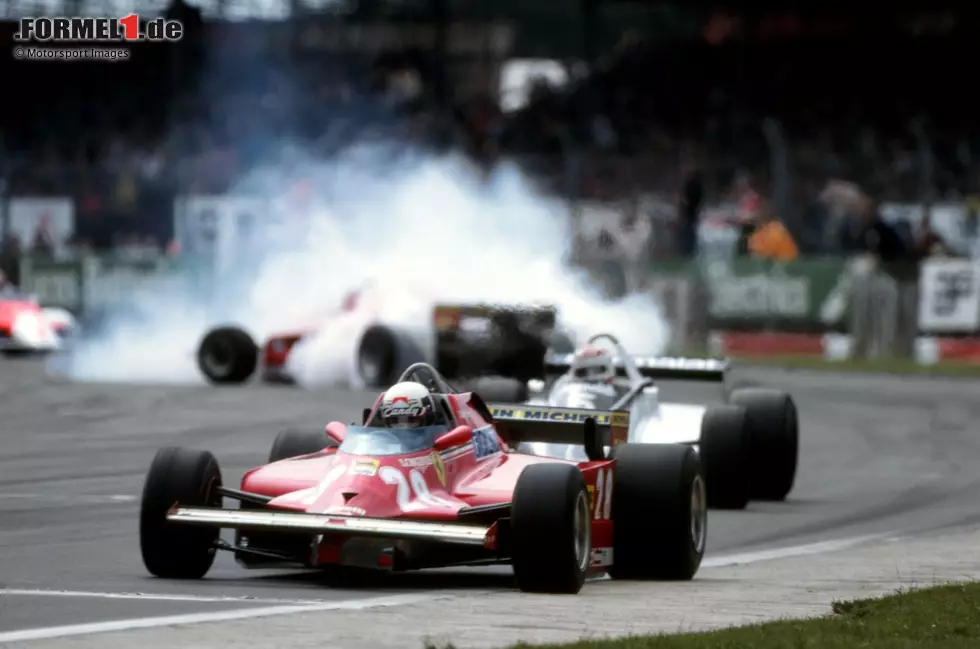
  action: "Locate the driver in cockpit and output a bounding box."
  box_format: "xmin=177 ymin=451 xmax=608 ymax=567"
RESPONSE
xmin=377 ymin=381 xmax=439 ymax=429
xmin=569 ymin=344 xmax=616 ymax=384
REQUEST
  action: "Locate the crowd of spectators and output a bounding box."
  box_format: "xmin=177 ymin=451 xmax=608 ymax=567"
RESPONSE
xmin=490 ymin=26 xmax=980 ymax=266
xmin=2 ymin=6 xmax=980 ymax=279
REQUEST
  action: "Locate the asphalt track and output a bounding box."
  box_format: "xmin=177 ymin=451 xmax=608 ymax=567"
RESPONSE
xmin=1 ymin=359 xmax=979 ymax=641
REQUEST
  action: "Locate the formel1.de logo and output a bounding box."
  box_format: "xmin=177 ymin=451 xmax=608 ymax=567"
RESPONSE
xmin=13 ymin=15 xmax=183 ymax=43
xmin=11 ymin=14 xmax=182 ymax=62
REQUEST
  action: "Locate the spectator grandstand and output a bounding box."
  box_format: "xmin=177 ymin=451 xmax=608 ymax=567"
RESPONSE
xmin=1 ymin=0 xmax=978 ymax=273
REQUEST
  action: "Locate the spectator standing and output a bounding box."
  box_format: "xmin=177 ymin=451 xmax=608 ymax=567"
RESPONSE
xmin=677 ymin=162 xmax=703 ymax=258
xmin=732 ymin=173 xmax=762 ymax=255
xmin=0 ymin=234 xmax=21 ymax=287
xmin=965 ymin=192 xmax=979 ymax=259
xmin=838 ymin=196 xmax=907 ymax=262
xmin=912 ymin=212 xmax=949 ymax=259
xmin=748 ymin=199 xmax=799 ymax=262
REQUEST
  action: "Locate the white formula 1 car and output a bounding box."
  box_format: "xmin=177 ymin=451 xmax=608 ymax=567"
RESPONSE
xmin=521 ymin=333 xmax=798 ymax=510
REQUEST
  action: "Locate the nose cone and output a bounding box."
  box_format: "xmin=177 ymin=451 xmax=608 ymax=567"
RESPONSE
xmin=307 ymin=462 xmax=402 ymax=516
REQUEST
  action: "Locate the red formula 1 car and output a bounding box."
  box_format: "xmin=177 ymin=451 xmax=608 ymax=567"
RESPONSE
xmin=139 ymin=363 xmax=707 ymax=593
xmin=0 ymin=290 xmax=75 ymax=355
xmin=195 ymin=280 xmax=570 ymax=391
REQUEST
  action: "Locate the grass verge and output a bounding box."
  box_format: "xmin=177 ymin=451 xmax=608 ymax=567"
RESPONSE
xmin=464 ymin=582 xmax=980 ymax=649
xmin=734 ymin=355 xmax=980 ymax=378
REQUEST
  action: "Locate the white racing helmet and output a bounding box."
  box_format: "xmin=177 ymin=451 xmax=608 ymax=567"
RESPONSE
xmin=378 ymin=381 xmax=437 ymax=429
xmin=570 ymin=344 xmax=615 ymax=383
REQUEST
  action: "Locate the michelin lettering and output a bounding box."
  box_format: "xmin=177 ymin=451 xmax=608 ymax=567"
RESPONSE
xmin=489 ymin=406 xmax=629 ymax=429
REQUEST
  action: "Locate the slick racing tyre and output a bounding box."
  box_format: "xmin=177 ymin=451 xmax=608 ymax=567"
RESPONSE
xmin=511 ymin=464 xmax=591 ymax=594
xmin=607 ymin=444 xmax=706 ymax=580
xmin=729 ymin=387 xmax=799 ymax=501
xmin=699 ymin=405 xmax=751 ymax=510
xmin=357 ymin=326 xmax=399 ymax=388
xmin=140 ymin=447 xmax=222 ymax=579
xmin=198 ymin=327 xmax=258 ymax=385
xmin=269 ymin=429 xmax=337 ymax=463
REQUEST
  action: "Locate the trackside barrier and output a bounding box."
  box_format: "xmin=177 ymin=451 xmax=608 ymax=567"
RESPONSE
xmin=19 ymin=252 xmax=980 ymax=363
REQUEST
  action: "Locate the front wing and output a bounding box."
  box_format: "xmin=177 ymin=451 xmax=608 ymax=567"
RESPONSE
xmin=168 ymin=505 xmax=492 ymax=547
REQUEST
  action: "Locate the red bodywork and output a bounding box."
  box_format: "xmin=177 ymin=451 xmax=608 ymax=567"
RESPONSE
xmin=236 ymin=391 xmax=615 ymax=572
xmin=0 ymin=295 xmax=69 ymax=349
xmin=261 ymin=288 xmax=375 ymax=379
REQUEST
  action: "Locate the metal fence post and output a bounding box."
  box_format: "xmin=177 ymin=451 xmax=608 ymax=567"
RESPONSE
xmin=848 ymin=257 xmax=875 ymax=359
xmin=871 ymin=269 xmax=899 ymax=357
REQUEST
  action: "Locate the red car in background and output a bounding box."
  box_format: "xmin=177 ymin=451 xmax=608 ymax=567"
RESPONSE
xmin=0 ymin=290 xmax=75 ymax=355
xmin=195 ymin=280 xmax=571 ymax=392
xmin=139 ymin=362 xmax=707 ymax=593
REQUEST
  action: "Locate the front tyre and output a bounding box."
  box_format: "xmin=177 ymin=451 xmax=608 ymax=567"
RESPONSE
xmin=139 ymin=447 xmax=222 ymax=579
xmin=608 ymin=444 xmax=706 ymax=580
xmin=729 ymin=388 xmax=799 ymax=501
xmin=269 ymin=429 xmax=336 ymax=463
xmin=511 ymin=464 xmax=591 ymax=594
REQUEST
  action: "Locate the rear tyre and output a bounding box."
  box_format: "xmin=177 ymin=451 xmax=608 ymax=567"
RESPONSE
xmin=729 ymin=388 xmax=798 ymax=501
xmin=140 ymin=447 xmax=222 ymax=579
xmin=269 ymin=429 xmax=336 ymax=463
xmin=699 ymin=405 xmax=751 ymax=510
xmin=511 ymin=464 xmax=591 ymax=594
xmin=198 ymin=327 xmax=258 ymax=385
xmin=608 ymin=444 xmax=706 ymax=580
xmin=2 ymin=349 xmax=37 ymax=358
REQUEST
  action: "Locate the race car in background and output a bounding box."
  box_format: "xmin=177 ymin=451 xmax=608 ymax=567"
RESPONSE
xmin=139 ymin=362 xmax=707 ymax=593
xmin=520 ymin=333 xmax=798 ymax=510
xmin=0 ymin=290 xmax=76 ymax=355
xmin=196 ymin=282 xmax=573 ymax=391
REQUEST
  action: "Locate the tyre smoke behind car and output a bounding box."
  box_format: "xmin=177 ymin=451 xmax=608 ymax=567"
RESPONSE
xmin=55 ymin=145 xmax=670 ymax=387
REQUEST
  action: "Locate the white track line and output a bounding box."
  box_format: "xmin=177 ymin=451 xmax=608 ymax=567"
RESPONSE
xmin=0 ymin=533 xmax=896 ymax=643
xmin=0 ymin=494 xmax=136 ymax=503
xmin=587 ymin=532 xmax=892 ymax=582
xmin=702 ymin=532 xmax=895 ymax=568
xmin=0 ymin=589 xmax=353 ymax=605
xmin=0 ymin=592 xmax=448 ymax=643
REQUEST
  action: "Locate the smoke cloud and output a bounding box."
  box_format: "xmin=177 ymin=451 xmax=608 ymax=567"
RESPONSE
xmin=54 ymin=145 xmax=670 ymax=387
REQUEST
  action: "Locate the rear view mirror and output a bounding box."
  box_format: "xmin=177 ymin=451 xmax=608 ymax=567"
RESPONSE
xmin=434 ymin=426 xmax=473 ymax=451
xmin=325 ymin=422 xmax=347 ymax=445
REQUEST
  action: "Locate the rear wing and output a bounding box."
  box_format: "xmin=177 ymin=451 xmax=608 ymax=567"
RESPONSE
xmin=433 ymin=303 xmax=557 ymax=332
xmin=488 ymin=404 xmax=629 ymax=447
xmin=544 ymin=354 xmax=729 ymax=382
xmin=432 ymin=304 xmax=558 ymax=382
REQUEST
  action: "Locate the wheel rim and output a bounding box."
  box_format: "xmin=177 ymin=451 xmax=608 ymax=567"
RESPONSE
xmin=358 ymin=348 xmax=384 ymax=386
xmin=573 ymin=490 xmax=591 ymax=572
xmin=203 ymin=342 xmax=232 ymax=376
xmin=690 ymin=474 xmax=707 ymax=554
